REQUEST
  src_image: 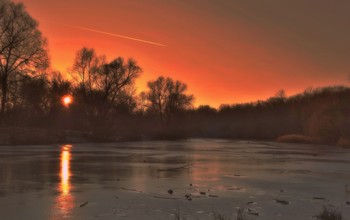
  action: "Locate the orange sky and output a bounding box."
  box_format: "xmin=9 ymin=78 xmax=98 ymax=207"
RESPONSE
xmin=17 ymin=0 xmax=350 ymax=107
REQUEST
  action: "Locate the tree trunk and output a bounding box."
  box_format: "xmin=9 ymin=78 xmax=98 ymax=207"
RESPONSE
xmin=0 ymin=74 xmax=8 ymax=115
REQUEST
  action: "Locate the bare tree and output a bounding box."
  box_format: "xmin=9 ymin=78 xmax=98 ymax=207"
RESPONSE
xmin=146 ymin=76 xmax=168 ymax=121
xmin=275 ymin=89 xmax=286 ymax=99
xmin=71 ymin=49 xmax=141 ymax=121
xmin=165 ymin=78 xmax=194 ymax=118
xmin=144 ymin=76 xmax=194 ymax=122
xmin=0 ymin=0 xmax=49 ymax=114
xmin=71 ymin=47 xmax=104 ymax=93
xmin=48 ymin=71 xmax=72 ymax=112
xmin=20 ymin=75 xmax=48 ymax=114
xmin=97 ymin=57 xmax=141 ymax=107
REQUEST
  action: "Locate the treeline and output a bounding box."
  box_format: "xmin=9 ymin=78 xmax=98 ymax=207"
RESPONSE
xmin=1 ymin=0 xmax=350 ymax=145
xmin=0 ymin=46 xmax=195 ymax=142
xmin=187 ymin=87 xmax=350 ymax=144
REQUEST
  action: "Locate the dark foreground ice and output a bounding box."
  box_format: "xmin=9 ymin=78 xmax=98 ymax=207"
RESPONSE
xmin=0 ymin=139 xmax=349 ymax=219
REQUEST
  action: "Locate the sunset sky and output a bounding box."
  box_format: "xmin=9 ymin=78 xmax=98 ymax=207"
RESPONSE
xmin=17 ymin=0 xmax=350 ymax=107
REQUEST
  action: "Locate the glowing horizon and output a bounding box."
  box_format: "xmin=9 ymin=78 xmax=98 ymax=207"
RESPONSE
xmin=17 ymin=0 xmax=350 ymax=107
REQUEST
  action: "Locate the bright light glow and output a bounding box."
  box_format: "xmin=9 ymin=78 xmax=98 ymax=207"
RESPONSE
xmin=60 ymin=145 xmax=72 ymax=195
xmin=54 ymin=145 xmax=74 ymax=217
xmin=62 ymin=95 xmax=73 ymax=107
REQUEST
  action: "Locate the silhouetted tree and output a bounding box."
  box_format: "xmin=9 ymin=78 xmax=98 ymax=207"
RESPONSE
xmin=20 ymin=75 xmax=48 ymax=115
xmin=143 ymin=76 xmax=194 ymax=122
xmin=196 ymin=105 xmax=217 ymax=114
xmin=145 ymin=76 xmax=167 ymax=121
xmin=136 ymin=91 xmax=149 ymax=115
xmin=48 ymin=72 xmax=72 ymax=114
xmin=113 ymin=87 xmax=138 ymax=114
xmin=0 ymin=0 xmax=49 ymax=115
xmin=164 ymin=78 xmax=194 ymax=119
xmin=68 ymin=48 xmax=142 ymax=134
xmin=97 ymin=57 xmax=141 ymax=109
xmin=275 ymin=89 xmax=286 ymax=99
xmin=71 ymin=47 xmax=104 ymax=93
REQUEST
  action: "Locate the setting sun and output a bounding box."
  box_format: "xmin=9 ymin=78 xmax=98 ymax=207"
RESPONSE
xmin=62 ymin=95 xmax=73 ymax=107
xmin=1 ymin=0 xmax=350 ymax=219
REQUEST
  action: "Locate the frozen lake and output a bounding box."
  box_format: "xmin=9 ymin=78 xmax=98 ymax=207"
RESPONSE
xmin=0 ymin=139 xmax=349 ymax=219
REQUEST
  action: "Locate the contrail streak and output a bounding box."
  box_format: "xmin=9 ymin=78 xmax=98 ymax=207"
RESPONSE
xmin=50 ymin=22 xmax=166 ymax=47
xmin=73 ymin=25 xmax=166 ymax=47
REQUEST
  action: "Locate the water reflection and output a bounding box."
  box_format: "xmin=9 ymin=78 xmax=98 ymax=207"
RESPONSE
xmin=60 ymin=145 xmax=71 ymax=195
xmin=52 ymin=145 xmax=74 ymax=219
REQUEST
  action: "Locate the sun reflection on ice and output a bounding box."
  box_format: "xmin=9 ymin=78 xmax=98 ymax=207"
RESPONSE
xmin=52 ymin=145 xmax=74 ymax=219
xmin=60 ymin=145 xmax=71 ymax=195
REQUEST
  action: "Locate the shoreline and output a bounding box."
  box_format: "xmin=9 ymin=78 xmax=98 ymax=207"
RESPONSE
xmin=1 ymin=126 xmax=349 ymax=148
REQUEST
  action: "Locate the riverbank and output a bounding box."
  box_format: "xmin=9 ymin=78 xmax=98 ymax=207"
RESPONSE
xmin=1 ymin=126 xmax=350 ymax=149
xmin=0 ymin=126 xmax=186 ymax=145
xmin=276 ymin=134 xmax=350 ymax=148
xmin=0 ymin=127 xmax=91 ymax=145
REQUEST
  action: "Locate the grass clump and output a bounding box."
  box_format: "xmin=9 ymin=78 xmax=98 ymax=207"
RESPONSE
xmin=213 ymin=208 xmax=250 ymax=220
xmin=315 ymin=206 xmax=342 ymax=220
xmin=236 ymin=208 xmax=249 ymax=220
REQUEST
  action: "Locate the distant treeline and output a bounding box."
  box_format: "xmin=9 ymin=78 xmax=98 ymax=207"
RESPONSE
xmin=0 ymin=0 xmax=349 ymax=145
xmin=187 ymin=86 xmax=350 ymax=144
xmin=2 ymin=72 xmax=350 ymax=145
